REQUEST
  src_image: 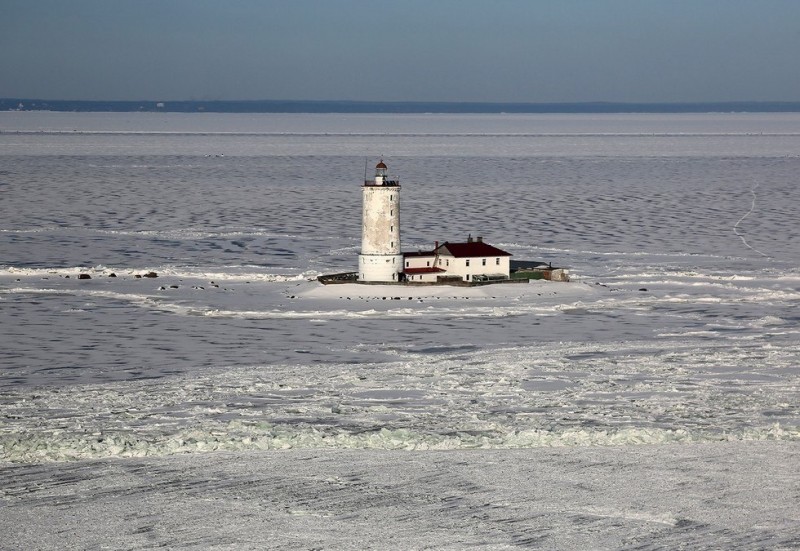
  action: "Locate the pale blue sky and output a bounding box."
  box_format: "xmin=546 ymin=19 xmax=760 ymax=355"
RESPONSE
xmin=2 ymin=0 xmax=799 ymax=102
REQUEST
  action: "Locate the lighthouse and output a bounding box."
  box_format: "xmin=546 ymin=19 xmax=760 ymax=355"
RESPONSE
xmin=358 ymin=160 xmax=402 ymax=282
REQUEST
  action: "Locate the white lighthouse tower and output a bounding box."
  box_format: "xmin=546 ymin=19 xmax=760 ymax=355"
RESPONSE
xmin=358 ymin=160 xmax=402 ymax=282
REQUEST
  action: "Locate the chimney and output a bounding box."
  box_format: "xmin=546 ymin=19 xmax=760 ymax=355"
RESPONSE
xmin=476 ymin=236 xmax=483 ymax=243
xmin=467 ymin=234 xmax=473 ymax=243
xmin=434 ymin=240 xmax=439 ymax=250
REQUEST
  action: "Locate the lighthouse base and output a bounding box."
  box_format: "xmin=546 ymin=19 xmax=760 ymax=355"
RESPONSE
xmin=358 ymin=254 xmax=403 ymax=282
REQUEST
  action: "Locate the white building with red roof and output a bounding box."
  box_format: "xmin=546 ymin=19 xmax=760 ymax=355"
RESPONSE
xmin=403 ymin=237 xmax=512 ymax=283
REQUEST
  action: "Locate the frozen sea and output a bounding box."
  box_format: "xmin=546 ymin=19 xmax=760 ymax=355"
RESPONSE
xmin=1 ymin=111 xmax=799 ymax=549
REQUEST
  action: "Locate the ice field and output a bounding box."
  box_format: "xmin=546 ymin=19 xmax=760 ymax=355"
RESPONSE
xmin=1 ymin=112 xmax=799 ymax=548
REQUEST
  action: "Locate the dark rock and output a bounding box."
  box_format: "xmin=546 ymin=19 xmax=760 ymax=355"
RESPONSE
xmin=639 ymin=288 xmax=648 ymax=292
xmin=169 ymin=285 xmax=178 ymax=289
xmin=108 ymin=273 xmax=117 ymax=278
xmin=77 ymin=274 xmax=91 ymax=280
xmin=143 ymin=272 xmax=158 ymax=278
xmin=134 ymin=274 xmax=142 ymax=279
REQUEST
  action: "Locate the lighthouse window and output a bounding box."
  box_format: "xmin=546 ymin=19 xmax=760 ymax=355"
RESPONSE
xmin=390 ymin=195 xmax=393 ymax=200
xmin=390 ymin=225 xmax=393 ymax=232
xmin=391 ymin=241 xmax=394 ymax=248
xmin=390 ymin=209 xmax=393 ymax=216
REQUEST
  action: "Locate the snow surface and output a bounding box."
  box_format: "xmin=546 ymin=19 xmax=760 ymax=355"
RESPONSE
xmin=1 ymin=112 xmax=799 ymax=548
xmin=2 ymin=444 xmax=797 ymax=549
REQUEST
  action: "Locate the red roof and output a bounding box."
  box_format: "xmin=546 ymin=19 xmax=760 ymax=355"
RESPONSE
xmin=438 ymin=241 xmax=511 ymax=258
xmin=403 ymin=250 xmax=436 ymax=258
xmin=404 ymin=267 xmax=446 ymax=274
xmin=376 ymin=160 xmax=387 ymax=169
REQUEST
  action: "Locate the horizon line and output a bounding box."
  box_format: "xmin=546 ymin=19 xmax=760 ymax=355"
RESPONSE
xmin=4 ymin=98 xmax=800 ymax=114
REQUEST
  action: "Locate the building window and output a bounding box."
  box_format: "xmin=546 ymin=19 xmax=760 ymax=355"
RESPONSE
xmin=466 ymin=259 xmax=470 ymax=267
xmin=426 ymin=261 xmax=430 ymax=267
xmin=496 ymin=258 xmax=500 ymax=265
xmin=482 ymin=258 xmax=486 ymax=266
xmin=406 ymin=261 xmax=409 ymax=267
xmin=466 ymin=274 xmax=470 ymax=281
xmin=446 ymin=259 xmax=449 ymax=267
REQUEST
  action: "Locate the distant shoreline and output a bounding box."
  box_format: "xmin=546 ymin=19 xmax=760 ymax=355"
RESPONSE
xmin=3 ymin=99 xmax=800 ymax=114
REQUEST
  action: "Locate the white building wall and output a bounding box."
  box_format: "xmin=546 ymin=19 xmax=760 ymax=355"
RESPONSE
xmin=359 ymin=254 xmax=402 ymax=282
xmin=404 ymin=255 xmax=437 ymax=270
xmin=360 ymin=186 xmax=400 ymax=255
xmin=495 ymin=256 xmax=511 ymax=279
xmin=406 ymin=271 xmax=441 ymax=283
